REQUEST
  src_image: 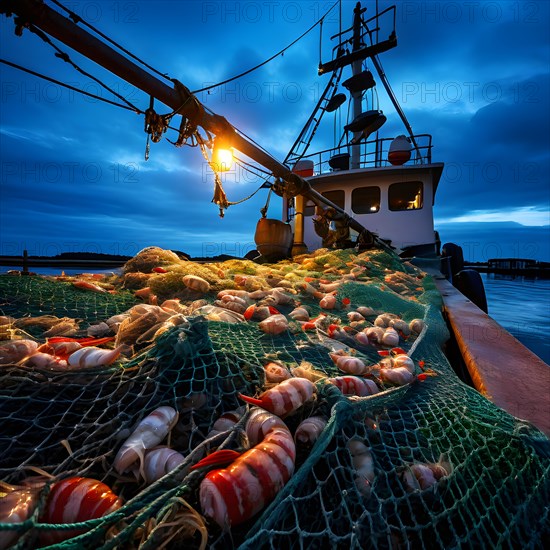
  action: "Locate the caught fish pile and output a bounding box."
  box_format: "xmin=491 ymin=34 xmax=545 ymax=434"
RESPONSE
xmin=0 ymin=246 xmax=548 ymax=549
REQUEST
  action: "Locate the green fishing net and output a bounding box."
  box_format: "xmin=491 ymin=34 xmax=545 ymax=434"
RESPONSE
xmin=0 ymin=247 xmax=548 ymax=549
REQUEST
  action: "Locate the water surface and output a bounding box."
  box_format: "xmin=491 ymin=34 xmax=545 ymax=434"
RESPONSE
xmin=481 ymin=273 xmax=550 ymax=364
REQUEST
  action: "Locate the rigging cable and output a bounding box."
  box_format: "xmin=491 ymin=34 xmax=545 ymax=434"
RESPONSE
xmin=0 ymin=58 xmax=197 ymax=145
xmin=319 ymin=19 xmax=323 ymax=67
xmin=234 ymin=156 xmax=272 ymax=177
xmin=225 ymin=170 xmax=272 ymax=207
xmin=339 ymin=0 xmax=342 ymax=39
xmin=26 ymin=24 xmax=142 ymax=112
xmin=0 ymin=59 xmax=205 ymax=155
xmin=0 ymin=58 xmax=143 ymax=113
xmin=47 ymin=0 xmax=171 ymax=82
xmin=191 ymin=0 xmax=340 ymax=94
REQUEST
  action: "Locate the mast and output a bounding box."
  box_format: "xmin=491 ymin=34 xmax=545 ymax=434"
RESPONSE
xmin=0 ymin=0 xmax=379 ymax=245
xmin=350 ymin=2 xmax=366 ymax=170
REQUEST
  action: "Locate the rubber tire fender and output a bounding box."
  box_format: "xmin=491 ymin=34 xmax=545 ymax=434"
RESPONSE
xmin=454 ymin=269 xmax=488 ymax=313
xmin=441 ymin=242 xmax=464 ymax=278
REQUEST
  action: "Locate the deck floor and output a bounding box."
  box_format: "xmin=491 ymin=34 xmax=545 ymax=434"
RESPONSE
xmin=434 ymin=275 xmax=550 ymax=436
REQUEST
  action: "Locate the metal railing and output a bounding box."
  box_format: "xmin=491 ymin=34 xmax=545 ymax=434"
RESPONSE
xmin=292 ymin=134 xmax=434 ymax=175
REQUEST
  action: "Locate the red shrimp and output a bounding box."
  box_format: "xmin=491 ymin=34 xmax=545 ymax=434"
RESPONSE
xmin=326 ymin=376 xmax=379 ymax=396
xmin=199 ymin=408 xmax=295 ymax=527
xmin=329 ymin=352 xmax=369 ymax=376
xmin=72 ymin=280 xmax=107 ymax=293
xmin=40 ymin=477 xmax=123 ymax=544
xmin=294 ymin=416 xmax=327 ymax=445
xmin=239 ymin=377 xmax=315 ymax=417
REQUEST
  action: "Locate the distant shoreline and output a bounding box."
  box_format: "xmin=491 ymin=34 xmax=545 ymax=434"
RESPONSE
xmin=0 ymin=250 xmax=249 ymax=269
xmin=1 ymin=255 xmax=548 ymax=277
xmin=0 ymin=255 xmax=129 ymax=269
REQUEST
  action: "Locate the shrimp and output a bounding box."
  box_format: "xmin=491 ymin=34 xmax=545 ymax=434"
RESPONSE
xmin=264 ymin=361 xmax=292 ymax=383
xmin=294 ymin=416 xmax=327 ymax=446
xmin=0 ymin=339 xmax=38 ymax=365
xmin=182 ymin=275 xmax=210 ymax=293
xmin=199 ymin=408 xmax=295 ymax=527
xmin=239 ymin=377 xmax=315 ymax=417
xmin=347 ymin=439 xmax=374 ymax=497
xmin=380 ymin=366 xmax=415 ymax=385
xmin=326 ymin=376 xmax=379 ymax=397
xmin=258 ymin=314 xmax=289 ymax=335
xmin=72 ymin=280 xmax=107 ymax=293
xmin=67 ymin=346 xmax=123 ymax=369
xmin=402 ymin=455 xmax=452 ymax=491
xmin=0 ymin=483 xmax=41 ymax=549
xmin=41 ymin=477 xmax=123 ymax=545
xmin=329 ymin=352 xmax=369 ymax=376
xmin=113 ymin=406 xmax=179 ymax=474
xmin=141 ymin=446 xmax=186 ymax=484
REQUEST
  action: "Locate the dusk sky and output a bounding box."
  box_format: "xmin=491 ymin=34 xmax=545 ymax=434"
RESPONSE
xmin=1 ymin=0 xmax=549 ymax=262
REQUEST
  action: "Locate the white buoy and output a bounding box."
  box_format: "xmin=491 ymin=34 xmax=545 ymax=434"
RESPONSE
xmin=388 ymin=135 xmax=412 ymax=165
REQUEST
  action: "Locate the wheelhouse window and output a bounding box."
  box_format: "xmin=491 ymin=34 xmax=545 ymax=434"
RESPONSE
xmin=304 ymin=200 xmax=315 ymax=217
xmin=389 ymin=181 xmax=423 ymax=211
xmin=304 ymin=190 xmax=345 ymax=216
xmin=322 ymin=190 xmax=346 ymax=210
xmin=351 ymin=186 xmax=381 ymax=214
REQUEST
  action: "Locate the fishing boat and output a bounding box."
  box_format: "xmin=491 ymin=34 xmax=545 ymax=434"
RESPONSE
xmin=0 ymin=1 xmax=548 ymax=549
xmin=267 ymin=0 xmax=549 ymax=438
xmin=280 ymin=2 xmax=443 ymax=260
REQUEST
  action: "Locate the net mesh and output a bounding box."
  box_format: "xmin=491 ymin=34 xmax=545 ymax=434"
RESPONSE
xmin=0 ymin=246 xmax=548 ymax=549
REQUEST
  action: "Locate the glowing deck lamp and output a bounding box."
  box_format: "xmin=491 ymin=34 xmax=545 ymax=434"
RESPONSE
xmin=212 ymin=135 xmax=233 ymax=172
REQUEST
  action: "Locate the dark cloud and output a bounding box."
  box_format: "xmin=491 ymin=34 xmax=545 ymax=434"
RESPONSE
xmin=429 ymin=72 xmax=550 ymax=218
